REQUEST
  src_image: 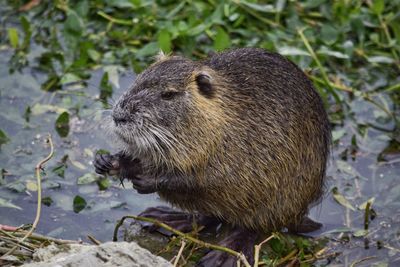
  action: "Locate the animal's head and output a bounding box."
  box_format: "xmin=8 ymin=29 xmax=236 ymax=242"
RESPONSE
xmin=110 ymin=54 xmax=228 ymax=172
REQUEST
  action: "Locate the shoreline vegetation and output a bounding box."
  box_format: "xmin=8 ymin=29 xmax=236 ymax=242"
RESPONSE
xmin=0 ymin=0 xmax=399 ymax=266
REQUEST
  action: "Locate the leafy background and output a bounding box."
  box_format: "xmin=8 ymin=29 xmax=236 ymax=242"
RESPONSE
xmin=0 ymin=0 xmax=399 ymax=266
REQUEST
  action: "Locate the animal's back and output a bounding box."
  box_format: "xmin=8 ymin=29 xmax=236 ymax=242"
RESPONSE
xmin=162 ymin=48 xmax=331 ymax=231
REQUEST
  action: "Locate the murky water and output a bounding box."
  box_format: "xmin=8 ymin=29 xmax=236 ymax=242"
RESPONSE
xmin=0 ymin=44 xmax=399 ymax=267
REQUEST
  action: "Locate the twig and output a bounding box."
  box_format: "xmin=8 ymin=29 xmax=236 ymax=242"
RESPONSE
xmin=173 ymin=240 xmax=186 ymax=267
xmin=232 ymin=0 xmax=280 ymax=28
xmin=0 ymin=229 xmax=38 ymax=250
xmin=114 ymin=215 xmax=251 ymax=267
xmin=253 ymin=234 xmax=274 ymax=266
xmin=0 ymin=236 xmax=35 ymax=252
xmin=0 ymin=247 xmax=32 ymax=258
xmin=97 ymin=11 xmax=133 ymax=25
xmin=298 ymin=28 xmax=341 ymax=103
xmin=349 ymin=256 xmax=376 ymax=267
xmin=1 ymin=135 xmax=54 ymax=258
xmin=382 ymin=82 xmax=400 ymax=92
xmin=276 ymin=249 xmax=298 ymax=266
xmin=378 ymin=14 xmax=399 ymax=63
xmin=307 ymin=74 xmax=353 ymax=93
xmin=364 ymin=201 xmax=371 ymax=230
xmin=6 ymin=230 xmax=80 ymax=245
xmin=87 ymin=235 xmax=101 ymax=245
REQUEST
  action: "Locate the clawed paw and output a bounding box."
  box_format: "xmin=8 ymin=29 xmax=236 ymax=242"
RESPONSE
xmin=93 ymin=153 xmax=120 ymax=176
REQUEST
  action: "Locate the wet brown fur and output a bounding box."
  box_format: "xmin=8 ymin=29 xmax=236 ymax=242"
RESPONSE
xmin=116 ymin=48 xmax=331 ymax=232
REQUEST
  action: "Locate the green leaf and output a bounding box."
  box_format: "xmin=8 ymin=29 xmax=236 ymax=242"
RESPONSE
xmin=269 ymin=237 xmax=285 ymax=255
xmin=5 ymin=181 xmax=26 ymax=193
xmin=7 ymin=28 xmax=19 ymax=48
xmin=52 ymin=155 xmax=68 ymax=178
xmin=332 ymin=187 xmax=356 ymax=211
xmin=353 ymin=229 xmax=368 ymax=237
xmin=0 ymin=197 xmax=22 ymax=210
xmin=104 ymin=66 xmax=120 ymax=88
xmin=213 ymin=27 xmax=231 ymax=51
xmin=24 ymin=106 xmax=31 ymax=122
xmin=157 ymin=29 xmax=172 ymax=53
xmin=371 ymin=0 xmax=385 ymax=14
xmin=332 ymin=129 xmax=346 ymax=142
xmin=42 ymin=196 xmax=53 ymax=207
xmin=73 ymin=195 xmax=87 ymax=213
xmin=31 ymin=104 xmax=67 ymax=115
xmin=359 ymin=197 xmax=375 ymax=210
xmin=20 ymin=16 xmax=31 ymax=50
xmin=318 ymin=47 xmax=349 ymax=59
xmin=135 ymin=42 xmax=159 ymax=57
xmin=278 ymin=47 xmax=310 ymax=56
xmin=55 ymin=111 xmax=70 ymax=138
xmin=0 ymin=129 xmax=10 ymax=147
xmin=367 ymin=56 xmax=395 ymax=64
xmin=320 ymin=24 xmax=338 ymax=45
xmin=60 ymin=73 xmax=81 ymax=85
xmin=64 ymin=9 xmax=84 ymax=36
xmin=276 ymin=0 xmax=286 ymax=12
xmin=88 ymin=49 xmax=101 ymax=62
xmin=99 ymin=72 xmax=113 ymax=103
xmin=77 ymin=173 xmax=98 ymax=185
xmin=97 ymin=177 xmax=110 ymax=190
xmin=336 ymin=160 xmax=360 ymax=177
xmin=303 ymin=0 xmax=326 ymax=8
xmin=239 ymin=1 xmax=275 ymax=12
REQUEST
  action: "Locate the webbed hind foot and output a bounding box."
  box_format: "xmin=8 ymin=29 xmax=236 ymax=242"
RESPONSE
xmin=138 ymin=206 xmax=220 ymax=236
xmin=197 ymin=227 xmax=258 ymax=267
xmin=288 ymin=216 xmax=322 ymax=233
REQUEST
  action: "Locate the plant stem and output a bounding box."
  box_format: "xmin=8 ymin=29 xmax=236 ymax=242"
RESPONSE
xmin=298 ymin=28 xmax=341 ymax=103
xmin=1 ymin=135 xmax=54 ymax=258
xmin=97 ymin=11 xmax=133 ymax=26
xmin=114 ymin=215 xmax=251 ymax=267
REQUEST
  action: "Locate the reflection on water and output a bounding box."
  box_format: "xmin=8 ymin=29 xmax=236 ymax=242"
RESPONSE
xmin=0 ymin=45 xmax=399 ymax=266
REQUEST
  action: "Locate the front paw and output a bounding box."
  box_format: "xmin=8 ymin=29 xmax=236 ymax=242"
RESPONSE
xmin=93 ymin=153 xmax=120 ymax=176
xmin=131 ymin=174 xmax=158 ymax=194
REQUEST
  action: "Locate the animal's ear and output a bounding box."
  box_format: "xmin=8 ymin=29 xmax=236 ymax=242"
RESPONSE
xmin=154 ymin=50 xmax=169 ymax=62
xmin=195 ymin=72 xmax=214 ymax=98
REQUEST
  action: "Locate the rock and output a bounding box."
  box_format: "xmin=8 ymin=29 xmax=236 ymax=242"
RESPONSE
xmin=23 ymin=241 xmax=172 ymax=267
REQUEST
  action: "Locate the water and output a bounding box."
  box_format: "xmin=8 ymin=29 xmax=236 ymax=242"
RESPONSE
xmin=0 ymin=45 xmax=399 ymax=267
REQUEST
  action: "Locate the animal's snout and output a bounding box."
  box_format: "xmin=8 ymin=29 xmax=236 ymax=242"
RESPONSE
xmin=112 ymin=111 xmax=128 ymax=126
xmin=113 ymin=98 xmax=140 ymax=126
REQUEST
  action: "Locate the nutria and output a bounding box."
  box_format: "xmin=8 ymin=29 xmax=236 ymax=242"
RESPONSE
xmin=94 ymin=48 xmax=331 ymax=266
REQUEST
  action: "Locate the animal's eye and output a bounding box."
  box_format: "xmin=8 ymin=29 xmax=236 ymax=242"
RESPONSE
xmin=196 ymin=73 xmax=213 ymax=98
xmin=161 ymin=91 xmax=179 ymax=100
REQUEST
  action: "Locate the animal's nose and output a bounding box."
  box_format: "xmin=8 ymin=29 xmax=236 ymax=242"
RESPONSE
xmin=112 ymin=105 xmax=130 ymax=126
xmin=112 ymin=112 xmax=127 ymax=126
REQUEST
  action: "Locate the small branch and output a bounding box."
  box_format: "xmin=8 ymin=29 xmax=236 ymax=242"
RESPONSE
xmin=232 ymin=0 xmax=280 ymax=28
xmin=378 ymin=14 xmax=399 ymax=63
xmin=5 ymin=230 xmax=80 ymax=245
xmin=253 ymin=234 xmax=274 ymax=267
xmin=173 ymin=240 xmax=186 ymax=267
xmin=382 ymin=82 xmax=400 ymax=92
xmin=364 ymin=201 xmax=371 ymax=230
xmin=349 ymin=256 xmax=376 ymax=267
xmin=298 ymin=28 xmax=341 ymax=103
xmin=114 ymin=215 xmax=251 ymax=267
xmin=307 ymin=74 xmax=353 ymax=93
xmin=0 ymin=247 xmax=32 ymax=258
xmin=97 ymin=11 xmax=133 ymax=26
xmin=1 ymin=135 xmax=54 ymax=258
xmin=276 ymin=249 xmax=298 ymax=266
xmin=87 ymin=235 xmax=101 ymax=245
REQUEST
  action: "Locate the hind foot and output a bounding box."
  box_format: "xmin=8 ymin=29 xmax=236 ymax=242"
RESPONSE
xmin=197 ymin=227 xmax=258 ymax=267
xmin=288 ymin=216 xmax=322 ymax=233
xmin=138 ymin=206 xmax=220 ymax=236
